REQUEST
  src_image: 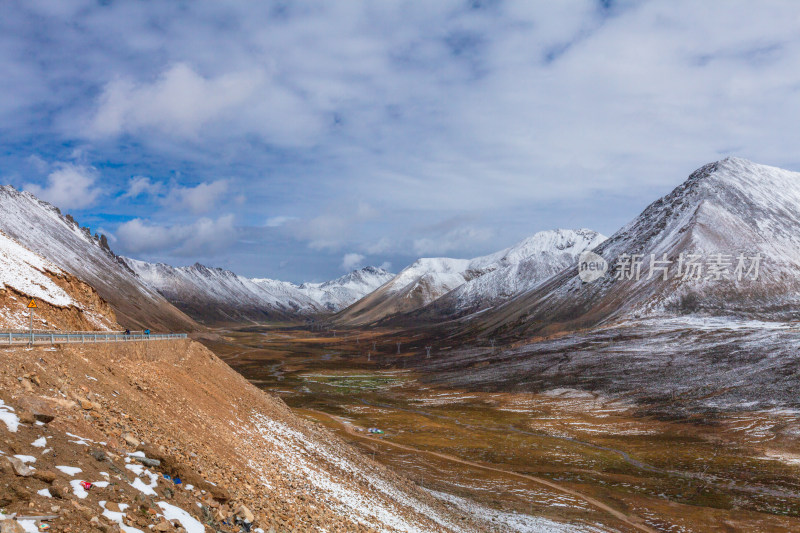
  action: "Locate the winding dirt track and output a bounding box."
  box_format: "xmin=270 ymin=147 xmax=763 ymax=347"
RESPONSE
xmin=307 ymin=408 xmax=659 ymax=533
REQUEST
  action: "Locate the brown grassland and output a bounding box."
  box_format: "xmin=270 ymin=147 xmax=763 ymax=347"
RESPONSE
xmin=201 ymin=325 xmax=800 ymax=532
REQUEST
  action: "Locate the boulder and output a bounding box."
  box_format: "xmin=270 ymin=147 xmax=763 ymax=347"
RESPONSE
xmin=121 ymin=433 xmax=140 ymax=448
xmin=235 ymin=504 xmax=255 ymax=523
xmin=6 ymin=456 xmax=34 ymax=477
xmin=33 ymin=470 xmax=57 ymax=484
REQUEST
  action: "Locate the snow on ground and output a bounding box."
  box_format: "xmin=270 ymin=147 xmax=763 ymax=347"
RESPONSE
xmin=70 ymin=479 xmax=89 ymax=499
xmin=0 ymin=399 xmax=20 ymax=432
xmin=56 ymin=465 xmax=82 ymax=476
xmin=157 ymin=501 xmax=206 ymax=533
xmin=128 ymin=466 xmax=159 ymax=496
xmin=31 ymin=436 xmax=47 ymax=447
xmin=99 ymin=501 xmax=143 ymax=533
xmin=244 ymin=412 xmax=459 ymax=533
xmin=427 ymin=490 xmax=606 ymax=533
xmin=15 ymin=520 xmax=38 ymax=533
xmin=0 ymin=230 xmax=76 ymax=309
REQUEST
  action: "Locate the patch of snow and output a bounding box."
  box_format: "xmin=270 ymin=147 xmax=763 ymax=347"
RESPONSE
xmin=157 ymin=502 xmax=206 ymax=533
xmin=16 ymin=520 xmax=39 ymax=533
xmin=31 ymin=437 xmax=47 ymax=448
xmin=13 ymin=454 xmax=36 ymax=463
xmin=70 ymin=479 xmax=89 ymax=499
xmin=0 ymin=399 xmax=20 ymax=432
xmin=37 ymin=488 xmax=52 ymax=498
xmin=428 ymin=489 xmax=604 ymax=532
xmin=129 ymin=470 xmax=158 ymax=496
xmin=55 ymin=465 xmax=82 ymax=476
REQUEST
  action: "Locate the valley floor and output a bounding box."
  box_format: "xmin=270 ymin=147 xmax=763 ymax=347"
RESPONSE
xmin=202 ymin=324 xmax=800 ymax=533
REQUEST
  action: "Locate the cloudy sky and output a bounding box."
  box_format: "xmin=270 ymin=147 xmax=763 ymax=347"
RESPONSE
xmin=2 ymin=1 xmax=800 ymax=282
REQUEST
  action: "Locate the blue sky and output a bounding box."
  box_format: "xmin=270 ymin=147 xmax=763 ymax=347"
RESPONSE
xmin=3 ymin=1 xmax=800 ymax=282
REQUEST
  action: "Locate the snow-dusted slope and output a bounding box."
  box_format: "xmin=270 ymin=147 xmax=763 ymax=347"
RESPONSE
xmin=441 ymin=229 xmax=606 ymax=316
xmin=0 ymin=230 xmax=118 ymax=330
xmin=473 ymin=158 xmax=800 ymax=338
xmin=0 ymin=230 xmax=75 ymax=308
xmin=335 ymin=230 xmax=604 ymax=326
xmin=124 ymin=259 xmax=323 ymax=324
xmin=332 ymin=258 xmax=473 ymax=326
xmin=298 ymin=266 xmax=395 ymax=311
xmin=0 ymin=186 xmax=196 ymax=331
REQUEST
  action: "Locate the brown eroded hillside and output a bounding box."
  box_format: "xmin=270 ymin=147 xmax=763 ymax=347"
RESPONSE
xmin=0 ymin=338 xmax=470 ymax=532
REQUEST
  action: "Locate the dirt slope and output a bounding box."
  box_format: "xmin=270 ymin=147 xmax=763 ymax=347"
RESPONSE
xmin=0 ymin=339 xmax=469 ymax=532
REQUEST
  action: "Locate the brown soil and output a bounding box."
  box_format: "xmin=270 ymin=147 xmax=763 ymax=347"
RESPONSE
xmin=0 ymin=339 xmax=466 ymax=532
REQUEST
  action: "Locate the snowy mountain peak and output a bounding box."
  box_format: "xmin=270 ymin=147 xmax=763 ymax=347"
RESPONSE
xmin=295 ymin=266 xmax=395 ymax=311
xmin=334 ymin=228 xmax=605 ymax=325
xmin=471 ymin=159 xmax=800 ymax=337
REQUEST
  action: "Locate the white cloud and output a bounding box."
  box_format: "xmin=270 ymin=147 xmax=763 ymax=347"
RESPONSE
xmin=364 ymin=237 xmax=392 ymax=254
xmin=265 ymin=216 xmax=296 ymax=228
xmin=115 ymin=214 xmax=236 ymax=256
xmin=413 ymin=226 xmax=493 ymax=256
xmin=25 ymin=162 xmax=102 ymax=210
xmin=379 ymin=261 xmax=392 ymax=271
xmin=166 ymin=180 xmax=229 ymax=214
xmin=85 ymin=62 xmax=321 ymax=145
xmin=122 ymin=176 xmax=163 ymax=199
xmin=341 ymin=252 xmax=365 ymax=271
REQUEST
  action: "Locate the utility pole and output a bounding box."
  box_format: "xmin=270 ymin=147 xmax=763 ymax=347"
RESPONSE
xmin=373 ymin=341 xmax=377 ymax=350
xmin=396 ymin=342 xmax=401 ymax=354
xmin=425 ymin=346 xmax=432 ymax=358
xmin=367 ymin=351 xmax=371 ymax=362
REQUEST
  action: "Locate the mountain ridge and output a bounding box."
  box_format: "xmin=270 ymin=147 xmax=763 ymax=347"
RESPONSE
xmin=333 ymin=229 xmax=606 ymax=326
xmin=467 ymin=157 xmax=800 ymax=339
xmin=0 ymin=185 xmax=198 ymax=331
xmin=123 ymin=258 xmax=395 ymax=324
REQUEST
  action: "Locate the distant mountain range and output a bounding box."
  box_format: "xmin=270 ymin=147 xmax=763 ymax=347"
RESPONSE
xmin=122 ymin=259 xmax=393 ymax=325
xmin=1 ymin=157 xmax=797 ymax=334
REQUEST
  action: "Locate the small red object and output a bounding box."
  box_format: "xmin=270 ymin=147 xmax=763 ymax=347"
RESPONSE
xmin=80 ymin=481 xmax=92 ymax=490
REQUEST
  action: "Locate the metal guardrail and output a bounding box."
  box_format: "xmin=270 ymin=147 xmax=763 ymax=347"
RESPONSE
xmin=0 ymin=331 xmax=188 ymax=346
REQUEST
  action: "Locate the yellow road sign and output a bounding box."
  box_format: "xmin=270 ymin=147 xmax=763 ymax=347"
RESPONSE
xmin=27 ymin=299 xmax=37 ymax=309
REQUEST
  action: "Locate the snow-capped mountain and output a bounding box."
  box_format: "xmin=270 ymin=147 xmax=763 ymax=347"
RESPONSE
xmin=472 ymin=158 xmax=800 ymax=339
xmin=431 ymin=229 xmax=606 ymax=317
xmin=123 ymin=259 xmax=395 ymax=324
xmin=332 ymin=258 xmax=472 ymax=326
xmin=297 ymin=266 xmax=395 ymax=311
xmin=0 ymin=229 xmax=118 ymax=330
xmin=334 ymin=229 xmax=604 ymax=326
xmin=123 ymin=259 xmax=323 ymax=324
xmin=0 ymin=186 xmax=196 ymax=331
